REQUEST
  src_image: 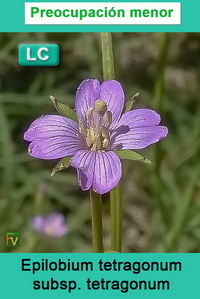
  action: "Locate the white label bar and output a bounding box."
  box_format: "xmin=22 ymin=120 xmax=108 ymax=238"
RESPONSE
xmin=25 ymin=2 xmax=181 ymax=25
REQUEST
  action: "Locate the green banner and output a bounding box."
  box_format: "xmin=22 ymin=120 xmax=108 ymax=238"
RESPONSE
xmin=0 ymin=0 xmax=199 ymax=32
xmin=1 ymin=253 xmax=199 ymax=298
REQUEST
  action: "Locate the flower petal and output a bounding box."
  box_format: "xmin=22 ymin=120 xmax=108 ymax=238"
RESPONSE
xmin=93 ymin=151 xmax=122 ymax=194
xmin=70 ymin=150 xmax=96 ymax=191
xmin=75 ymin=79 xmax=100 ymax=123
xmin=112 ymin=126 xmax=168 ymax=150
xmin=115 ymin=109 xmax=161 ymax=128
xmin=24 ymin=115 xmax=85 ymax=159
xmin=71 ymin=150 xmax=122 ymax=194
xmin=111 ymin=109 xmax=168 ymax=150
xmin=100 ymin=80 xmax=125 ymax=125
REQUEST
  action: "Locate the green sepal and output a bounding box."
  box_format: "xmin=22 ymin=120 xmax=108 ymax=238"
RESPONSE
xmin=116 ymin=150 xmax=151 ymax=164
xmin=50 ymin=95 xmax=78 ymax=122
xmin=125 ymin=92 xmax=139 ymax=112
xmin=51 ymin=157 xmax=72 ymax=177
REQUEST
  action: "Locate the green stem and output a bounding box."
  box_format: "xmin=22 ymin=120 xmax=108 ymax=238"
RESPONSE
xmin=110 ymin=184 xmax=123 ymax=252
xmin=90 ymin=190 xmax=104 ymax=253
xmin=100 ymin=32 xmax=123 ymax=252
xmin=154 ymin=32 xmax=169 ymax=112
xmin=153 ymin=32 xmax=170 ymax=227
xmin=100 ymin=32 xmax=115 ymax=80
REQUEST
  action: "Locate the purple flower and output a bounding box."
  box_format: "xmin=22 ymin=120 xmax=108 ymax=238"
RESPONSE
xmin=32 ymin=213 xmax=68 ymax=238
xmin=24 ymin=79 xmax=168 ymax=194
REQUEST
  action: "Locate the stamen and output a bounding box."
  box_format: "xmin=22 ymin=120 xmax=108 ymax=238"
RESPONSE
xmin=102 ymin=139 xmax=109 ymax=149
xmin=86 ymin=107 xmax=94 ymax=123
xmin=79 ymin=121 xmax=87 ymax=137
xmin=86 ymin=126 xmax=96 ymax=148
xmin=86 ymin=134 xmax=93 ymax=147
xmin=88 ymin=126 xmax=96 ymax=141
xmin=84 ymin=100 xmax=111 ymax=151
xmin=92 ymin=134 xmax=101 ymax=151
xmin=101 ymin=126 xmax=110 ymax=141
xmin=104 ymin=111 xmax=112 ymax=127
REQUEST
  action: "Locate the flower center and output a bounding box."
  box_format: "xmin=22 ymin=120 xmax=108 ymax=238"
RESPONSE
xmin=79 ymin=100 xmax=112 ymax=151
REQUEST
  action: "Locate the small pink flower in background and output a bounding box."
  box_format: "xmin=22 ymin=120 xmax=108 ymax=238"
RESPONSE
xmin=32 ymin=213 xmax=68 ymax=238
xmin=24 ymin=79 xmax=168 ymax=194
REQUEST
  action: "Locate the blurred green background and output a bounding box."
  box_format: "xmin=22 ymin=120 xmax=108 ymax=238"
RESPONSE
xmin=0 ymin=32 xmax=199 ymax=253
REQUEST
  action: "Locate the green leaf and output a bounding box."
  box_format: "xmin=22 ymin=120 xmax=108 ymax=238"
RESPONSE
xmin=116 ymin=150 xmax=151 ymax=164
xmin=125 ymin=92 xmax=139 ymax=112
xmin=51 ymin=157 xmax=72 ymax=177
xmin=50 ymin=95 xmax=78 ymax=122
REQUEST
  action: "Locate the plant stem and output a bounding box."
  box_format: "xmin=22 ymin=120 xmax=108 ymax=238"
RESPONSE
xmin=100 ymin=32 xmax=123 ymax=252
xmin=90 ymin=190 xmax=104 ymax=253
xmin=110 ymin=184 xmax=123 ymax=252
xmin=153 ymin=32 xmax=170 ymax=227
xmin=100 ymin=32 xmax=115 ymax=80
xmin=154 ymin=33 xmax=169 ymax=112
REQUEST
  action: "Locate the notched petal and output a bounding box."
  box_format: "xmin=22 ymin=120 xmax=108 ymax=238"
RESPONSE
xmin=92 ymin=151 xmax=122 ymax=194
xmin=100 ymin=80 xmax=125 ymax=126
xmin=71 ymin=150 xmax=122 ymax=195
xmin=75 ymin=79 xmax=100 ymax=123
xmin=111 ymin=109 xmax=168 ymax=150
xmin=24 ymin=115 xmax=84 ymax=159
xmin=71 ymin=150 xmax=96 ymax=191
xmin=112 ymin=126 xmax=168 ymax=150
